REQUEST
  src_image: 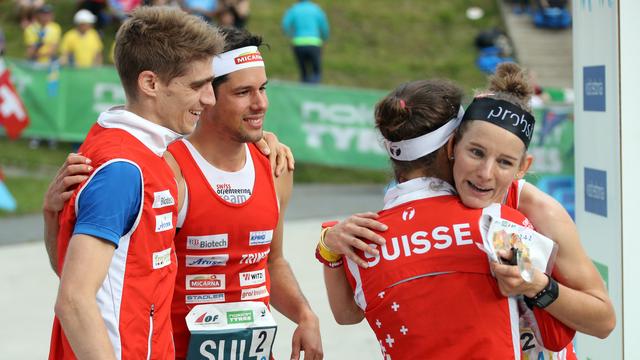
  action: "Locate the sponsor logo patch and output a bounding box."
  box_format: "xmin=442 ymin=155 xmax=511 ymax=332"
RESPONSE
xmin=186 ymin=254 xmax=229 ymax=267
xmin=186 ymin=274 xmax=226 ymax=290
xmin=152 ymin=190 xmax=175 ymax=209
xmin=240 ymin=249 xmax=270 ymax=264
xmin=195 ymin=312 xmax=220 ymax=325
xmin=249 ymin=230 xmax=273 ymax=246
xmin=227 ymin=310 xmax=254 ymax=324
xmin=187 ymin=234 xmax=228 ymax=250
xmin=239 ymin=269 xmax=266 ymax=287
xmin=185 ymin=293 xmax=225 ymax=304
xmin=234 ymin=52 xmax=262 ymax=65
xmin=155 ymin=212 xmax=173 ymax=232
xmin=152 ymin=248 xmax=172 ymax=269
xmin=240 ymin=285 xmax=269 ymax=300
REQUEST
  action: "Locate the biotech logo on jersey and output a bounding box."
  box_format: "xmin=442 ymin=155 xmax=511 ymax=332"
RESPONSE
xmin=187 ymin=234 xmax=229 ymax=250
xmin=239 ymin=269 xmax=266 ymax=286
xmin=186 ymin=274 xmax=226 ymax=290
xmin=402 ymin=207 xmax=416 ymax=221
xmin=152 ymin=248 xmax=172 ymax=269
xmin=194 ymin=312 xmax=220 ymax=326
xmin=249 ymin=230 xmax=273 ymax=246
xmin=155 ymin=212 xmax=173 ymax=232
xmin=241 ymin=286 xmax=269 ymax=300
xmin=152 ymin=190 xmax=175 ymax=209
xmin=234 ymin=51 xmax=262 ymax=65
xmin=186 ymin=255 xmax=229 ymax=267
xmin=240 ymin=249 xmax=270 ymax=264
xmin=185 ymin=293 xmax=225 ymax=304
xmin=227 ymin=310 xmax=254 ymax=325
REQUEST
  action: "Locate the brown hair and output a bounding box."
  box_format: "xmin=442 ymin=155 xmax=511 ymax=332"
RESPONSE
xmin=456 ymin=62 xmax=533 ymax=143
xmin=114 ymin=6 xmax=224 ymax=100
xmin=375 ymin=79 xmax=463 ymax=180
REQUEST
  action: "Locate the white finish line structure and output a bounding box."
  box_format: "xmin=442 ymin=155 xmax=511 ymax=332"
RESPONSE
xmin=573 ymin=1 xmax=640 ymax=358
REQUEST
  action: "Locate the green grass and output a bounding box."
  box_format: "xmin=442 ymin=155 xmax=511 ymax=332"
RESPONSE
xmin=0 ymin=0 xmax=503 ymax=215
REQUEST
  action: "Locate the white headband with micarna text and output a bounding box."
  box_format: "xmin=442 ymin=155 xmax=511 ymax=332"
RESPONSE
xmin=212 ymin=46 xmax=265 ymax=78
xmin=383 ymin=106 xmax=464 ymax=161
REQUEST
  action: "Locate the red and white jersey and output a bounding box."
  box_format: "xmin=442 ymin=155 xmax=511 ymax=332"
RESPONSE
xmin=50 ymin=109 xmax=180 ymax=359
xmin=345 ymin=177 xmax=524 ymax=359
xmin=505 ymin=180 xmax=577 ymax=360
xmin=168 ymin=140 xmax=279 ymax=359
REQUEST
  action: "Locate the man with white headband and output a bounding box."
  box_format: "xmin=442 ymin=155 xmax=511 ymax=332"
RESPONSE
xmin=165 ymin=27 xmax=323 ymax=360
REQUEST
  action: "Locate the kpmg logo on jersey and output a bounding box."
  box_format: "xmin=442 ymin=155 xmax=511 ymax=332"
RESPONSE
xmin=187 ymin=234 xmax=229 ymax=250
xmin=241 ymin=285 xmax=269 ymax=300
xmin=155 ymin=212 xmax=173 ymax=232
xmin=185 ymin=293 xmax=225 ymax=304
xmin=239 ymin=269 xmax=266 ymax=287
xmin=249 ymin=230 xmax=273 ymax=246
xmin=152 ymin=190 xmax=175 ymax=209
xmin=186 ymin=254 xmax=229 ymax=267
xmin=186 ymin=274 xmax=226 ymax=290
xmin=152 ymin=248 xmax=172 ymax=269
xmin=402 ymin=207 xmax=416 ymax=221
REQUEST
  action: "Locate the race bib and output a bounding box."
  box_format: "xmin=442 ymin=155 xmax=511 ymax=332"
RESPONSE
xmin=186 ymin=301 xmax=277 ymax=360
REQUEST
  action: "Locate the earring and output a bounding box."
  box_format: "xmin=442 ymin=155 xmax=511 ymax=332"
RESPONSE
xmin=449 ymin=155 xmax=454 ymax=160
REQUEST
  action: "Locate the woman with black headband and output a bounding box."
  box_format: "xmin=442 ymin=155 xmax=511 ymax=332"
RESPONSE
xmin=320 ymin=64 xmax=614 ymax=358
xmin=319 ymin=77 xmax=576 ymax=359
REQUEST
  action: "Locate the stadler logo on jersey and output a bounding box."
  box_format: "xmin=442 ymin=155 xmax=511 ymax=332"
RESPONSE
xmin=249 ymin=230 xmax=273 ymax=246
xmin=186 ymin=274 xmax=226 ymax=290
xmin=402 ymin=207 xmax=416 ymax=221
xmin=234 ymin=52 xmax=263 ymax=65
xmin=187 ymin=234 xmax=229 ymax=250
xmin=185 ymin=293 xmax=225 ymax=304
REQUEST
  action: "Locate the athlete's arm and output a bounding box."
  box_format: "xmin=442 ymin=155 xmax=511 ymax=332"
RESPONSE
xmin=42 ymin=153 xmax=93 ymax=275
xmin=323 ymin=263 xmax=365 ymax=324
xmin=268 ymin=169 xmax=323 ymax=360
xmin=163 ymin=151 xmax=186 ymax=213
xmin=55 ymin=234 xmax=117 ymax=359
xmin=55 ymin=161 xmax=141 ymax=358
xmin=492 ymin=182 xmax=615 ymax=338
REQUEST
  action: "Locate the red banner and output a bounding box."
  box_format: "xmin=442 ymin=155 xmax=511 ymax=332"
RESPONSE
xmin=0 ymin=65 xmax=30 ymax=139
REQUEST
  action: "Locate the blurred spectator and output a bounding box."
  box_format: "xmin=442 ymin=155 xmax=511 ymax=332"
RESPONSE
xmin=281 ymin=0 xmax=329 ymax=84
xmin=0 ymin=27 xmax=5 ymax=56
xmin=143 ymin=0 xmax=180 ymax=5
xmin=24 ymin=4 xmax=61 ymax=64
xmin=15 ymin=0 xmax=45 ymax=28
xmin=533 ymin=0 xmax=571 ymax=28
xmin=178 ymin=0 xmax=220 ymax=23
xmin=77 ymin=1 xmax=109 ymax=30
xmin=474 ymin=28 xmax=514 ymax=74
xmin=219 ymin=0 xmax=250 ymax=28
xmin=59 ymin=10 xmax=103 ymax=68
xmin=108 ymin=0 xmax=143 ymax=22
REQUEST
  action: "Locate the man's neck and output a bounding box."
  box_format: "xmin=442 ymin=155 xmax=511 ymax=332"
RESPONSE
xmin=188 ymin=129 xmax=246 ymax=172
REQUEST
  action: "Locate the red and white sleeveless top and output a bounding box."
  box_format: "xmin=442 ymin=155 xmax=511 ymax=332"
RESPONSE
xmin=345 ymin=177 xmax=524 ymax=359
xmin=505 ymin=180 xmax=577 ymax=360
xmin=50 ymin=110 xmax=179 ymax=360
xmin=168 ymin=140 xmax=279 ymax=359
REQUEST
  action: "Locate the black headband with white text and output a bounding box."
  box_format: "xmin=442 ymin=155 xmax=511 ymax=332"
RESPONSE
xmin=461 ymin=97 xmax=535 ymax=148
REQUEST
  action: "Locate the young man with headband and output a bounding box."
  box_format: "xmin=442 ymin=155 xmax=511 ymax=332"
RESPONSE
xmin=47 ymin=7 xmax=224 ymax=359
xmin=165 ymin=27 xmax=322 ymax=360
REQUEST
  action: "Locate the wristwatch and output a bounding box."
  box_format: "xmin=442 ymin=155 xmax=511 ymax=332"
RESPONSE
xmin=524 ymin=273 xmax=559 ymax=309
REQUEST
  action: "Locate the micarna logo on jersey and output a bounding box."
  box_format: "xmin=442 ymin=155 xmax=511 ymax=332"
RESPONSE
xmin=227 ymin=310 xmax=254 ymax=324
xmin=186 ymin=274 xmax=226 ymax=290
xmin=234 ymin=52 xmax=262 ymax=64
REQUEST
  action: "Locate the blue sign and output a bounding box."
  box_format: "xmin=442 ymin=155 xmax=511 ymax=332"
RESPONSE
xmin=584 ymin=167 xmax=607 ymax=217
xmin=583 ymin=66 xmax=606 ymax=112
